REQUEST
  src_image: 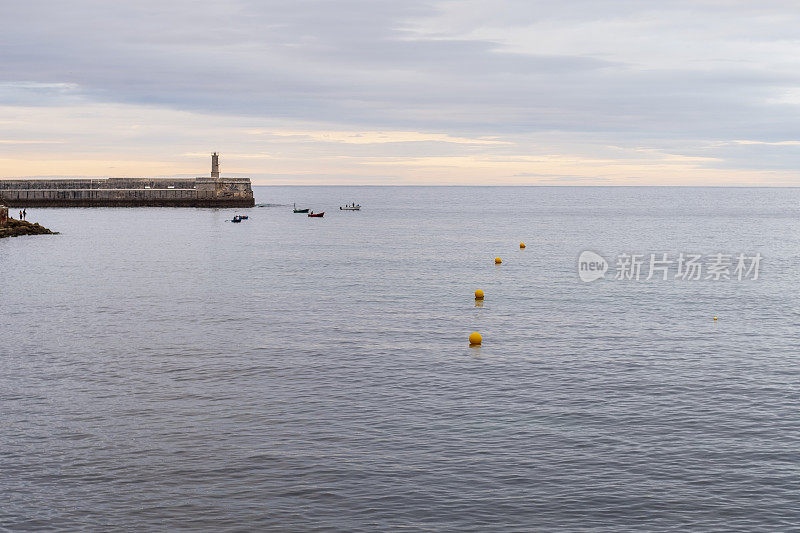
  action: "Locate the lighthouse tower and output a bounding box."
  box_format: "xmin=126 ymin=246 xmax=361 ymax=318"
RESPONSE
xmin=211 ymin=152 xmax=220 ymax=178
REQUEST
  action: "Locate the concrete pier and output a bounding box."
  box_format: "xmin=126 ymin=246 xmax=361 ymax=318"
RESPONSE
xmin=0 ymin=154 xmax=255 ymax=208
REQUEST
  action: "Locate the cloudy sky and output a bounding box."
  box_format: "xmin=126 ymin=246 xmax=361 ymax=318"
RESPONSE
xmin=2 ymin=0 xmax=800 ymax=185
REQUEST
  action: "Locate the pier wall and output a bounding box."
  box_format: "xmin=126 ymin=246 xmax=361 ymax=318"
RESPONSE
xmin=0 ymin=177 xmax=254 ymax=207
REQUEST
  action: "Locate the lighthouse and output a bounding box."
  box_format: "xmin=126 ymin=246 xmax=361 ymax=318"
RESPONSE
xmin=211 ymin=152 xmax=220 ymax=178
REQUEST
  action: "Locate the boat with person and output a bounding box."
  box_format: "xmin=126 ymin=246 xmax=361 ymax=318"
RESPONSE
xmin=293 ymin=203 xmax=309 ymax=213
xmin=308 ymin=211 xmax=324 ymax=218
xmin=340 ymin=203 xmax=361 ymax=210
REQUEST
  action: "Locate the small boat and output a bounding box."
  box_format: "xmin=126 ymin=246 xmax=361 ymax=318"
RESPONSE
xmin=308 ymin=211 xmax=324 ymax=218
xmin=239 ymin=215 xmax=249 ymax=220
xmin=340 ymin=203 xmax=361 ymax=211
xmin=293 ymin=203 xmax=309 ymax=213
xmin=231 ymin=216 xmax=242 ymax=223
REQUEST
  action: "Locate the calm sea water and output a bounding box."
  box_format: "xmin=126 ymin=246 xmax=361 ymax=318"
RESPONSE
xmin=2 ymin=186 xmax=800 ymax=531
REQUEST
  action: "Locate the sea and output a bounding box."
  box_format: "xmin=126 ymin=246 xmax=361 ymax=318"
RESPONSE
xmin=2 ymin=186 xmax=799 ymax=531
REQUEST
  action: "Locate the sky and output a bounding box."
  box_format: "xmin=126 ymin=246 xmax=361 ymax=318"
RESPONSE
xmin=2 ymin=0 xmax=800 ymax=185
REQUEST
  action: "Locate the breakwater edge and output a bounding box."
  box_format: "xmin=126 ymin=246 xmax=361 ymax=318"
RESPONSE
xmin=0 ymin=153 xmax=254 ymax=208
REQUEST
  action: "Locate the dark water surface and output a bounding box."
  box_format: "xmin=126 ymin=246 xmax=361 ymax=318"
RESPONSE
xmin=2 ymin=187 xmax=800 ymax=531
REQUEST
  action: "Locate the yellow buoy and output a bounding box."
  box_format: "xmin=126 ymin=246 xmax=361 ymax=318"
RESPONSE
xmin=469 ymin=332 xmax=482 ymax=345
xmin=520 ymin=242 xmax=526 ymax=248
xmin=495 ymin=257 xmax=502 ymax=264
xmin=474 ymin=289 xmax=484 ymax=300
xmin=714 ymin=316 xmax=718 ymax=320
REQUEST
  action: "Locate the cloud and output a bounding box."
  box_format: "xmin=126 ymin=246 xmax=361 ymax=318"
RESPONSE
xmin=2 ymin=1 xmax=800 ymax=183
xmin=0 ymin=1 xmax=640 ymax=133
xmin=0 ymin=140 xmax=65 ymax=144
xmin=512 ymin=173 xmax=611 ymax=183
xmin=726 ymin=140 xmax=800 ymax=146
xmin=261 ymin=130 xmax=510 ymax=145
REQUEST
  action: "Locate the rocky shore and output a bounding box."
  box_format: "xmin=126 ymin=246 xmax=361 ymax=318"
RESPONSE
xmin=0 ymin=219 xmax=58 ymax=239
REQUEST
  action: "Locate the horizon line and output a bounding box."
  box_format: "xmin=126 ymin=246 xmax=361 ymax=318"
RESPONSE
xmin=2 ymin=178 xmax=800 ymax=188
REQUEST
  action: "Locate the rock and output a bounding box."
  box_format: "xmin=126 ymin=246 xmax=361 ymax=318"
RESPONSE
xmin=0 ymin=219 xmax=59 ymax=239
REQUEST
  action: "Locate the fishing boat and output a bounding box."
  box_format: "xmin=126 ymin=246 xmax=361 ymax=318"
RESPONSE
xmin=340 ymin=203 xmax=361 ymax=210
xmin=308 ymin=211 xmax=324 ymax=218
xmin=293 ymin=203 xmax=309 ymax=213
xmin=231 ymin=215 xmax=242 ymax=223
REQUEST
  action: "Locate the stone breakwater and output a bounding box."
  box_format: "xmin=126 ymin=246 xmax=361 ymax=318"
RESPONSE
xmin=0 ymin=177 xmax=255 ymax=208
xmin=0 ymin=219 xmax=57 ymax=238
